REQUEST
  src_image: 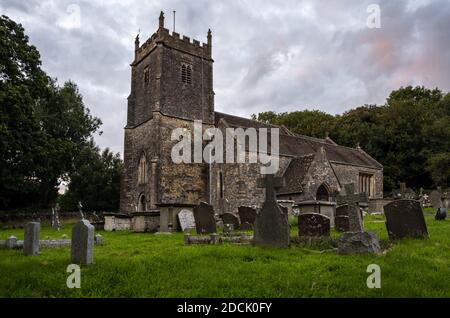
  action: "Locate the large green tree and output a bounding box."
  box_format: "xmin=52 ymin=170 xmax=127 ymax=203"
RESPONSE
xmin=60 ymin=141 xmax=123 ymax=212
xmin=252 ymin=86 xmax=450 ymax=192
xmin=0 ymin=15 xmax=101 ymax=209
xmin=252 ymin=110 xmax=336 ymax=138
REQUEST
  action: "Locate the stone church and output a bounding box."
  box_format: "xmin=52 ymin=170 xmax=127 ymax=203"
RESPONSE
xmin=112 ymin=12 xmax=383 ymax=232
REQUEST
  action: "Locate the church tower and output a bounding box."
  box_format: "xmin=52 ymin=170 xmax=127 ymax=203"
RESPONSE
xmin=120 ymin=11 xmax=214 ymax=221
xmin=127 ymin=11 xmax=214 ymax=127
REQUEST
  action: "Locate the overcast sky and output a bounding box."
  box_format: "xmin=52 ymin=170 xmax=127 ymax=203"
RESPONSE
xmin=2 ymin=0 xmax=449 ymax=155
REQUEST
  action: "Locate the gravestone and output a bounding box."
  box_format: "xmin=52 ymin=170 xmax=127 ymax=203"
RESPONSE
xmin=384 ymin=200 xmax=428 ymax=240
xmin=221 ymin=213 xmax=240 ymax=230
xmin=178 ymin=209 xmax=196 ymax=232
xmin=337 ymin=183 xmax=368 ymax=206
xmin=24 ymin=222 xmax=40 ymax=256
xmin=298 ymin=213 xmax=330 ymax=237
xmin=6 ymin=236 xmax=18 ymax=249
xmin=429 ymin=190 xmax=442 ymax=209
xmin=253 ymin=174 xmax=290 ymax=248
xmin=336 ymin=184 xmax=381 ymax=254
xmin=71 ymin=219 xmax=95 ymax=265
xmin=336 ymin=184 xmax=365 ymax=232
xmin=435 ymin=207 xmax=447 ymax=221
xmin=193 ymin=202 xmax=217 ymax=234
xmin=94 ymin=234 xmax=103 ymax=245
xmin=335 ymin=205 xmax=350 ymax=232
xmin=337 ymin=232 xmax=381 ymax=254
xmin=238 ymin=206 xmax=257 ymax=225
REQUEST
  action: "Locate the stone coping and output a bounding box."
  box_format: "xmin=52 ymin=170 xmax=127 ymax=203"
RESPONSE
xmin=131 ymin=211 xmax=160 ymax=216
xmin=156 ymin=203 xmax=197 ymax=208
xmin=103 ymin=213 xmax=133 ymax=218
xmin=103 ymin=211 xmax=160 ymax=218
xmin=294 ymin=200 xmax=337 ymax=207
xmin=0 ymin=238 xmax=102 ymax=249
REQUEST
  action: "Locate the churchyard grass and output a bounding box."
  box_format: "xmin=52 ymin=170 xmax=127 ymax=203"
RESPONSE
xmin=0 ymin=208 xmax=448 ymax=297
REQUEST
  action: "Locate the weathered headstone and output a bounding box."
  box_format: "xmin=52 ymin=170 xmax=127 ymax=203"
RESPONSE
xmin=71 ymin=219 xmax=95 ymax=265
xmin=435 ymin=207 xmax=447 ymax=221
xmin=6 ymin=236 xmax=18 ymax=249
xmin=336 ymin=184 xmax=365 ymax=232
xmin=24 ymin=222 xmax=40 ymax=256
xmin=177 ymin=209 xmax=196 ymax=232
xmin=221 ymin=213 xmax=240 ymax=230
xmin=253 ymin=174 xmax=289 ymax=248
xmin=348 ymin=205 xmax=364 ymax=232
xmin=337 ymin=183 xmax=368 ymax=207
xmin=337 ymin=232 xmax=381 ymax=254
xmin=429 ymin=190 xmax=442 ymax=209
xmin=94 ymin=234 xmax=103 ymax=245
xmin=298 ymin=213 xmax=330 ymax=237
xmin=336 ymin=184 xmax=381 ymax=253
xmin=335 ymin=205 xmax=350 ymax=232
xmin=193 ymin=202 xmax=217 ymax=234
xmin=384 ymin=200 xmax=428 ymax=240
xmin=443 ymin=193 xmax=450 ymax=209
xmin=238 ymin=206 xmax=257 ymax=225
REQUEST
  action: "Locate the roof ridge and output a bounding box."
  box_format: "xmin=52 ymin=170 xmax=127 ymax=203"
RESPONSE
xmin=214 ymin=111 xmax=282 ymax=129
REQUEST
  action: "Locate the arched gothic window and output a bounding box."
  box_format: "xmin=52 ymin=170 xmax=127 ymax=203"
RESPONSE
xmin=316 ymin=184 xmax=330 ymax=201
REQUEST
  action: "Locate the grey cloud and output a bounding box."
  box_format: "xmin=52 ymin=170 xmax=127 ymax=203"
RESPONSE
xmin=1 ymin=0 xmax=449 ymax=155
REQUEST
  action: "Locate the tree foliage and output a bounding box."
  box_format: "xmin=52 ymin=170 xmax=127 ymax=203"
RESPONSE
xmin=0 ymin=15 xmax=102 ymax=209
xmin=60 ymin=141 xmax=123 ymax=212
xmin=252 ymin=110 xmax=336 ymax=138
xmin=253 ymin=87 xmax=450 ymax=192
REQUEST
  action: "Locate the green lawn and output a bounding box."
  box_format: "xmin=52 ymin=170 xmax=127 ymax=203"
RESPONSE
xmin=0 ymin=209 xmax=449 ymax=298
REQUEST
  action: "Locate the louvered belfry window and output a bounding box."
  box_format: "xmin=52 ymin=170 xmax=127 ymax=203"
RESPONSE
xmin=181 ymin=64 xmax=192 ymax=84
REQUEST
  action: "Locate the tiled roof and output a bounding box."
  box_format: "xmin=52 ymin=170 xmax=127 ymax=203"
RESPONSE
xmin=215 ymin=111 xmax=382 ymax=169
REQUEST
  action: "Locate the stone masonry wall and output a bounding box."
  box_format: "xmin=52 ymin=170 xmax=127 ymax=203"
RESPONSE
xmin=331 ymin=162 xmax=383 ymax=198
xmin=297 ymin=149 xmax=341 ymax=201
xmin=120 ymin=116 xmax=161 ymax=213
xmin=158 ymin=115 xmax=213 ymax=205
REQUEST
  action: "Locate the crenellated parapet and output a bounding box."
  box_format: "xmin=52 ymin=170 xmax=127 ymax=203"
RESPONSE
xmin=133 ymin=11 xmax=212 ymax=65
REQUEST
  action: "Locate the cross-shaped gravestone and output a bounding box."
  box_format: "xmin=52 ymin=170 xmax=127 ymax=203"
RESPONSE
xmin=257 ymin=174 xmax=284 ymax=202
xmin=336 ymin=184 xmax=368 ymax=206
xmin=336 ymin=183 xmax=367 ymax=232
xmin=254 ymin=174 xmax=289 ymax=248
